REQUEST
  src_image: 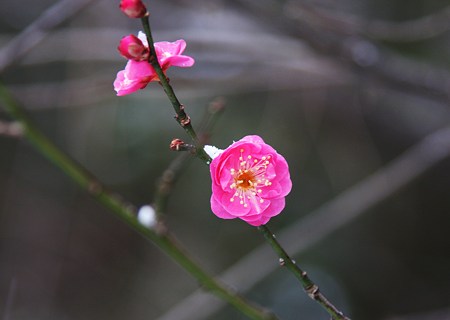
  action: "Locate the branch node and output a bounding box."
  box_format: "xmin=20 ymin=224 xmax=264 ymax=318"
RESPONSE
xmin=305 ymin=284 xmax=320 ymax=300
xmin=154 ymin=220 xmax=168 ymax=236
xmin=88 ymin=181 xmax=102 ymax=196
xmin=180 ymin=115 xmax=191 ymax=127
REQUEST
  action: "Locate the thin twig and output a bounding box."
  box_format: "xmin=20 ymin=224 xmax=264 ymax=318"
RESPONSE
xmin=154 ymin=98 xmax=226 ymax=217
xmin=156 ymin=125 xmax=450 ymax=320
xmin=0 ymin=83 xmax=277 ymax=320
xmin=140 ymin=16 xmax=212 ymax=164
xmin=258 ymin=225 xmax=350 ymax=320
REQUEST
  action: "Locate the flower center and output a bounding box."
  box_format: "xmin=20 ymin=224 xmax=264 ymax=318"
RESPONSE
xmin=228 ymin=148 xmax=272 ymax=208
xmin=235 ymin=171 xmax=254 ymax=189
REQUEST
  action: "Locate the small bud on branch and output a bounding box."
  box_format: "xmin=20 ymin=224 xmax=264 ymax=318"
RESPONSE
xmin=170 ymin=139 xmax=196 ymax=153
xmin=119 ymin=0 xmax=148 ymax=19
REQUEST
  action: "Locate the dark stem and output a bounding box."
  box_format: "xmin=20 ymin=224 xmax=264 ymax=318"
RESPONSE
xmin=140 ymin=16 xmax=212 ymax=164
xmin=258 ymin=224 xmax=351 ymax=320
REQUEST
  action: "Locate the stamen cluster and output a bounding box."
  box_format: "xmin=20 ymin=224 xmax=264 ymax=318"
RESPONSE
xmin=229 ymin=151 xmax=272 ymax=206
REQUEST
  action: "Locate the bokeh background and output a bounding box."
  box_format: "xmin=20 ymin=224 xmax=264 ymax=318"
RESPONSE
xmin=1 ymin=0 xmax=450 ymax=319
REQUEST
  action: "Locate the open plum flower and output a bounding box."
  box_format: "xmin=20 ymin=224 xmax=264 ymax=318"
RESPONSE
xmin=114 ymin=32 xmax=195 ymax=96
xmin=209 ymin=135 xmax=292 ymax=226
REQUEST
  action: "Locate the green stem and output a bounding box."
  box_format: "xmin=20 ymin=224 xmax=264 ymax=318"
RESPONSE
xmin=258 ymin=225 xmax=351 ymax=320
xmin=0 ymin=84 xmax=276 ymax=320
xmin=140 ymin=16 xmax=211 ymax=164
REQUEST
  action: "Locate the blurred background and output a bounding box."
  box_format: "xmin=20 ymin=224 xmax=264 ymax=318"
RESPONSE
xmin=1 ymin=0 xmax=450 ymax=319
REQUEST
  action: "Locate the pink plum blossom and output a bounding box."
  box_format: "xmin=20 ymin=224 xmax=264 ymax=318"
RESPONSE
xmin=119 ymin=0 xmax=147 ymax=18
xmin=209 ymin=135 xmax=292 ymax=226
xmin=114 ymin=60 xmax=154 ymax=96
xmin=118 ymin=34 xmax=149 ymax=61
xmin=114 ymin=32 xmax=195 ymax=96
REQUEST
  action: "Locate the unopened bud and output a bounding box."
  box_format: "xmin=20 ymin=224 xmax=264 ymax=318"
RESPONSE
xmin=119 ymin=0 xmax=147 ymax=19
xmin=118 ymin=34 xmax=149 ymax=61
xmin=170 ymin=139 xmax=196 ymax=152
xmin=170 ymin=139 xmax=185 ymax=151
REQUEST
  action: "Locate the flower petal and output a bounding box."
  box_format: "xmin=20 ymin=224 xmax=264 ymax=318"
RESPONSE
xmin=211 ymin=195 xmax=235 ymax=219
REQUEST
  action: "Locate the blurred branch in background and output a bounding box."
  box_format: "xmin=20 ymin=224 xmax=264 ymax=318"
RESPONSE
xmin=154 ymin=97 xmax=225 ymax=217
xmin=153 ymin=151 xmax=192 ymax=218
xmin=157 ymin=125 xmax=450 ymax=320
xmin=0 ymin=0 xmax=449 ymax=319
xmin=0 ymin=84 xmax=277 ymax=320
xmin=4 ymin=0 xmax=448 ymax=110
xmin=234 ymin=0 xmax=450 ymax=103
xmin=4 ymin=27 xmax=351 ymax=110
xmin=0 ymin=0 xmax=96 ymax=73
xmin=283 ymin=3 xmax=450 ymax=42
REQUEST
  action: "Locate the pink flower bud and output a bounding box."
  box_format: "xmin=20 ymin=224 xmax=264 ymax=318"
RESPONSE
xmin=119 ymin=0 xmax=147 ymax=18
xmin=209 ymin=135 xmax=292 ymax=226
xmin=170 ymin=138 xmax=185 ymax=151
xmin=118 ymin=34 xmax=149 ymax=61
